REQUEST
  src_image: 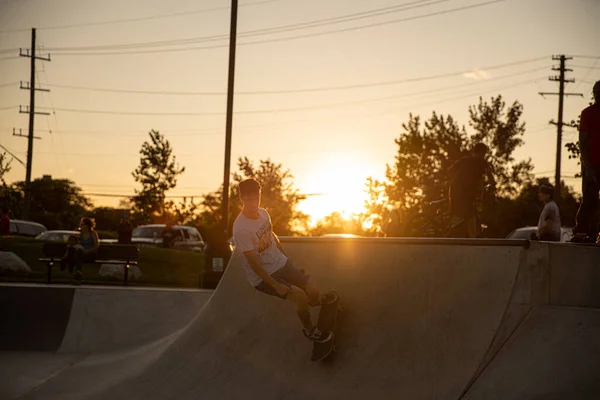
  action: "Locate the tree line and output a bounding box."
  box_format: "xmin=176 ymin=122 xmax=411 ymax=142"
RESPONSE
xmin=0 ymin=95 xmax=581 ymax=242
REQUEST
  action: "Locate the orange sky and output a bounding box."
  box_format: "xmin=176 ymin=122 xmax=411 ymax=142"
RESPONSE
xmin=0 ymin=0 xmax=599 ymax=222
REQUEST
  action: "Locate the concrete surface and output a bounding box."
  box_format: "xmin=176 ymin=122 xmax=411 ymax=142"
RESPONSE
xmin=0 ymin=284 xmax=212 ymax=399
xmin=1 ymin=238 xmax=600 ymax=400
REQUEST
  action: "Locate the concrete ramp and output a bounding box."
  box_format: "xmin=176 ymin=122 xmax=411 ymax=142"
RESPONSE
xmin=463 ymin=306 xmax=600 ymax=399
xmin=4 ymin=238 xmax=600 ymax=400
xmin=59 ymin=286 xmax=212 ymax=354
xmin=0 ymin=284 xmax=212 ymax=400
xmin=86 ymin=238 xmax=533 ymax=400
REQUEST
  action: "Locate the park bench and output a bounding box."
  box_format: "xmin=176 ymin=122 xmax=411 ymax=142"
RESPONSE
xmin=39 ymin=242 xmax=139 ymax=285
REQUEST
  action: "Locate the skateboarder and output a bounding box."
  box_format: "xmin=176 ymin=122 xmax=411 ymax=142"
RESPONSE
xmin=233 ymin=178 xmax=332 ymax=343
xmin=447 ymin=143 xmax=495 ymax=238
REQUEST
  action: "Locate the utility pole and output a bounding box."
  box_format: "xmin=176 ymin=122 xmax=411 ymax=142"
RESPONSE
xmin=221 ymin=0 xmax=238 ymax=240
xmin=16 ymin=28 xmax=50 ymax=219
xmin=539 ymin=55 xmax=582 ymax=198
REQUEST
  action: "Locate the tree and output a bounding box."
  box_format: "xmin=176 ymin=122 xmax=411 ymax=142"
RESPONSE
xmin=565 ymin=112 xmax=584 ymax=178
xmin=91 ymin=207 xmax=130 ymax=231
xmin=11 ymin=176 xmax=92 ymax=229
xmin=0 ymin=152 xmax=16 ymax=208
xmin=196 ymin=157 xmax=308 ymax=243
xmin=469 ymin=96 xmax=533 ymax=197
xmin=167 ymin=197 xmax=199 ymax=225
xmin=308 ymin=212 xmax=365 ymax=236
xmin=0 ymin=152 xmax=11 ymax=185
xmin=131 ymin=130 xmax=185 ymax=223
xmin=364 ymin=95 xmax=533 ymax=236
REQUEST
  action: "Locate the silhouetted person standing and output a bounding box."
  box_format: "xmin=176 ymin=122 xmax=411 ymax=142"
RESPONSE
xmin=117 ymin=214 xmax=133 ymax=245
xmin=0 ymin=207 xmax=10 ymax=236
xmin=572 ymin=81 xmax=600 ymax=243
xmin=447 ymin=143 xmax=495 ymax=238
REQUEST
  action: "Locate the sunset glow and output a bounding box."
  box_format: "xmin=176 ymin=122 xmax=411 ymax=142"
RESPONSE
xmin=297 ymin=153 xmax=375 ymax=223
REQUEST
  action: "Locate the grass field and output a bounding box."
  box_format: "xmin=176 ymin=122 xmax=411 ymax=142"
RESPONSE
xmin=0 ymin=236 xmax=206 ymax=288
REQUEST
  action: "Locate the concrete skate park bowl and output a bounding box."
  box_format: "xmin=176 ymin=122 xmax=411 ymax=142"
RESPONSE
xmin=1 ymin=237 xmax=600 ymax=399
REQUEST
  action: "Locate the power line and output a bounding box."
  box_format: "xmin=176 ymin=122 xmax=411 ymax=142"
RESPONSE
xmin=574 ymin=54 xmax=600 ymax=92
xmin=0 ymin=105 xmax=18 ymax=111
xmin=45 ymin=56 xmax=547 ymax=96
xmin=2 ymin=74 xmax=542 ymax=146
xmin=0 ymin=81 xmax=18 ymax=88
xmin=38 ymin=72 xmax=545 ymax=117
xmin=82 ymin=192 xmax=206 ymax=199
xmin=0 ymin=143 xmax=26 ymax=167
xmin=49 ymin=0 xmax=505 ymax=56
xmin=569 ymin=55 xmax=600 ymax=60
xmin=0 ymin=0 xmax=287 ymax=33
xmin=571 ymin=64 xmax=600 ymax=70
xmin=40 ymin=0 xmax=450 ymax=53
xmin=28 ymin=77 xmax=540 ymax=138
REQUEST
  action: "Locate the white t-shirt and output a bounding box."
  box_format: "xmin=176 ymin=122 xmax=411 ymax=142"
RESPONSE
xmin=232 ymin=208 xmax=287 ymax=287
xmin=537 ymin=200 xmax=561 ymax=240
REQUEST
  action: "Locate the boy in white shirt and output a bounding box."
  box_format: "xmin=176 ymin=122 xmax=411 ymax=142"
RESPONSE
xmin=232 ymin=178 xmax=332 ymax=343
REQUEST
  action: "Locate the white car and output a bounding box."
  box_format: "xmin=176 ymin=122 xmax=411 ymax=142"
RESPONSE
xmin=131 ymin=224 xmax=205 ymax=252
xmin=10 ymin=219 xmax=47 ymax=237
xmin=35 ymin=230 xmax=80 ymax=242
xmin=506 ymin=226 xmax=573 ymax=242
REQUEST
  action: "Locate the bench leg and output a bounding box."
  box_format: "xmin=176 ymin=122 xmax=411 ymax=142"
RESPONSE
xmin=47 ymin=260 xmax=53 ymax=284
xmin=124 ymin=262 xmax=129 ymax=286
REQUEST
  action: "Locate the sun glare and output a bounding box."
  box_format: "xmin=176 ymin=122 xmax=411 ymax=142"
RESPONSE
xmin=298 ymin=153 xmax=374 ymax=224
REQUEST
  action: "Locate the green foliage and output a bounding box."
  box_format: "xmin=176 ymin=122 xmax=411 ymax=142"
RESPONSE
xmin=0 ymin=152 xmax=11 ymax=185
xmin=0 ymin=153 xmax=15 ymax=208
xmin=8 ymin=177 xmax=92 ymax=229
xmin=0 ymin=236 xmax=204 ymax=288
xmin=196 ymin=157 xmax=308 ymax=242
xmin=469 ymin=96 xmax=533 ymax=197
xmin=91 ymin=207 xmax=130 ymax=231
xmin=364 ymin=95 xmax=534 ymax=236
xmin=308 ymin=212 xmax=365 ymax=236
xmin=565 ymin=113 xmax=583 ymax=178
xmin=166 ymin=197 xmax=199 ymax=225
xmin=130 ymin=130 xmax=185 ymax=223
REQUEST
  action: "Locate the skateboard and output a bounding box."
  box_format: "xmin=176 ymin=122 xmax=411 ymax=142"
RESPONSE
xmin=311 ymin=291 xmax=341 ymax=362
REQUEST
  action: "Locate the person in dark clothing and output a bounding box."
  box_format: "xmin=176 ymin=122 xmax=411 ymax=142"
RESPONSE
xmin=162 ymin=223 xmax=177 ymax=248
xmin=572 ymin=81 xmax=600 ymax=243
xmin=447 ymin=143 xmax=495 ymax=238
xmin=60 ymin=234 xmax=80 ymax=273
xmin=117 ymin=214 xmax=133 ymax=245
xmin=0 ymin=207 xmax=10 ymax=236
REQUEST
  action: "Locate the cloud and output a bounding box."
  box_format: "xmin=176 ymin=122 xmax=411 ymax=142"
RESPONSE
xmin=463 ymin=69 xmax=491 ymax=81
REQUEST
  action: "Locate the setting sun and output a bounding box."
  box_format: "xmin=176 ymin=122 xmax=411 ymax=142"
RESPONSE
xmin=297 ymin=153 xmax=379 ymax=224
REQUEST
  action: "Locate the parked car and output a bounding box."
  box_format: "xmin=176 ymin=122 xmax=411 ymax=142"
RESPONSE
xmin=35 ymin=230 xmax=80 ymax=242
xmin=10 ymin=219 xmax=47 ymax=237
xmin=131 ymin=224 xmax=205 ymax=252
xmin=506 ymin=226 xmax=573 ymax=242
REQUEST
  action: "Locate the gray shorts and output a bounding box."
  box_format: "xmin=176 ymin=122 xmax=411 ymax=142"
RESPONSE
xmin=255 ymin=259 xmax=310 ymax=299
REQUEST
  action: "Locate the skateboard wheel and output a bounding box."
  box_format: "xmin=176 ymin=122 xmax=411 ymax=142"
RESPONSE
xmin=322 ymin=292 xmax=338 ymax=304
